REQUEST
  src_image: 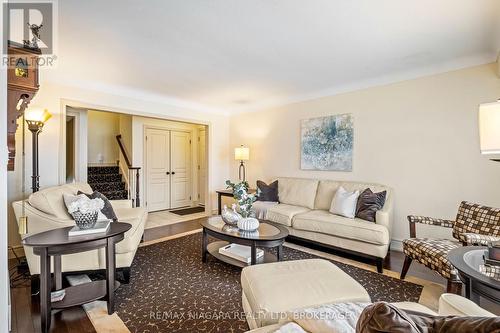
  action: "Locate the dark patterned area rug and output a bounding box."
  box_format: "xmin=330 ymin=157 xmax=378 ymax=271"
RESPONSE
xmin=115 ymin=233 xmax=422 ymax=333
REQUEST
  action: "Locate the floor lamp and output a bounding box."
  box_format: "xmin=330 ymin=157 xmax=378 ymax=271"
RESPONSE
xmin=234 ymin=145 xmax=249 ymax=181
xmin=479 ymin=100 xmax=500 ymax=162
xmin=25 ymin=108 xmax=52 ymax=192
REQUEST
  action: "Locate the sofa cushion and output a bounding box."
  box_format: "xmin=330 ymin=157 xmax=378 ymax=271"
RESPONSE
xmin=266 ymin=204 xmax=310 ymax=227
xmin=241 ymin=259 xmax=370 ymax=328
xmin=314 ymin=180 xmax=342 ymax=210
xmin=29 ymin=183 xmax=93 ymax=219
xmin=292 ymin=210 xmax=390 ymax=245
xmin=278 ymin=178 xmax=319 ymax=209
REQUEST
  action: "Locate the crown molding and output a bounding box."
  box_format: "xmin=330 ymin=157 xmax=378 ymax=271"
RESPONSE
xmin=230 ymin=52 xmax=497 ymax=115
xmin=42 ymin=76 xmax=231 ymax=116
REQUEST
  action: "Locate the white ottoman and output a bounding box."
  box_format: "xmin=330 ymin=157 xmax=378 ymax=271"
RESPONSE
xmin=241 ymin=259 xmax=371 ymax=329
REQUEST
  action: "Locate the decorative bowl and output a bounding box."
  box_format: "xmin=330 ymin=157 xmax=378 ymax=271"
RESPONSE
xmin=237 ymin=217 xmax=260 ymax=231
xmin=73 ymin=211 xmax=99 ymax=230
xmin=221 ymin=205 xmax=241 ymax=226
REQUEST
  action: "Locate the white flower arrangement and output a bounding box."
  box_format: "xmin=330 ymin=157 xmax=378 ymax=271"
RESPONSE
xmin=67 ymin=196 xmax=104 ymax=215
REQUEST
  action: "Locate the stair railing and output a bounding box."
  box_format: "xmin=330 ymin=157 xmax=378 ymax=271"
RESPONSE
xmin=116 ymin=135 xmax=141 ymax=207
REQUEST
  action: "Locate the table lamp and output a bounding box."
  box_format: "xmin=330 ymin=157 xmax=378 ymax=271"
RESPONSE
xmin=479 ymin=101 xmax=500 ymax=161
xmin=234 ymin=145 xmax=249 ymax=181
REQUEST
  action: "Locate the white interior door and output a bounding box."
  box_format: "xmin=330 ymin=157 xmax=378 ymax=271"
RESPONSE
xmin=146 ymin=128 xmax=171 ymax=211
xmin=170 ymin=131 xmax=192 ymax=208
xmin=198 ymin=128 xmax=207 ymax=205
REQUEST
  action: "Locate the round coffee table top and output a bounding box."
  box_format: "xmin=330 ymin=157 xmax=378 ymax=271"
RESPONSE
xmin=448 ymin=246 xmax=500 ymax=291
xmin=23 ymin=222 xmax=132 ymax=247
xmin=201 ymin=216 xmax=288 ymax=241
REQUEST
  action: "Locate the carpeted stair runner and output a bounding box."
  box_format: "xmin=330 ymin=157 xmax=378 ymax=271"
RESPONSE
xmin=88 ymin=166 xmax=128 ymax=200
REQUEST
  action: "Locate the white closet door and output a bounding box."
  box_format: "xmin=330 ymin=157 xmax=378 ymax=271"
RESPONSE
xmin=170 ymin=131 xmax=192 ymax=208
xmin=198 ymin=129 xmax=207 ymax=205
xmin=146 ymin=128 xmax=171 ymax=211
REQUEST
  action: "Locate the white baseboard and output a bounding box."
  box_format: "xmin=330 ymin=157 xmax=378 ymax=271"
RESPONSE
xmin=390 ymin=239 xmax=403 ymax=252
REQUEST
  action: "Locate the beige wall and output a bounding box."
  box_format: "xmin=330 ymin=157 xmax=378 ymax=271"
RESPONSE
xmin=229 ymin=64 xmax=500 ymax=249
xmin=87 ymin=110 xmax=120 ymax=164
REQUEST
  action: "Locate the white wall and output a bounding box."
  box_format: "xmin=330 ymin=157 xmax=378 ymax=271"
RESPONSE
xmin=87 ymin=110 xmax=120 ymax=165
xmin=229 ymin=64 xmax=500 ymax=250
xmin=131 ymin=116 xmax=206 ymax=208
xmin=7 ymin=82 xmax=230 ymax=247
xmin=1 ymin=2 xmax=11 ymax=329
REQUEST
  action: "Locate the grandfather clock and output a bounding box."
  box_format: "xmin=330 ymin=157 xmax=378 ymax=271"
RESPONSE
xmin=7 ymin=41 xmax=41 ymax=171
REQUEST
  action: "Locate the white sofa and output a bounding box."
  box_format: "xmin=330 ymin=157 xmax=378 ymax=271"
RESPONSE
xmin=12 ymin=183 xmax=147 ymax=280
xmin=256 ymin=177 xmax=393 ymax=272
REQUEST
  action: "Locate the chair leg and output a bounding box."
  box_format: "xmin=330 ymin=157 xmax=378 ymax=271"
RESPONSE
xmin=400 ymin=256 xmax=412 ymax=280
xmin=447 ymin=280 xmax=462 ymax=295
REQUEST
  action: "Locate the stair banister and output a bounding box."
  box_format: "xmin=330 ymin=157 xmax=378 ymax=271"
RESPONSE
xmin=116 ymin=135 xmax=141 ymax=207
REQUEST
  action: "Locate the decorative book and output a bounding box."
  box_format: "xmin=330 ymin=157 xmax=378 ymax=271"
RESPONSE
xmin=51 ymin=290 xmax=65 ymax=302
xmin=68 ymin=220 xmax=111 ymax=237
xmin=219 ymin=243 xmax=264 ymax=264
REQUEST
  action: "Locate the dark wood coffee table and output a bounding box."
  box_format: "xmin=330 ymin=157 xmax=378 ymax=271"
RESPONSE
xmin=23 ymin=222 xmax=131 ymax=333
xmin=448 ymin=246 xmax=500 ymax=305
xmin=201 ymin=216 xmax=288 ymax=267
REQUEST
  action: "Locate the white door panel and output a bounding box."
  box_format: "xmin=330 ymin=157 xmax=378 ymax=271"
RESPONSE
xmin=171 ymin=131 xmax=191 ymax=208
xmin=198 ymin=129 xmax=207 ymax=205
xmin=146 ymin=129 xmax=170 ymax=211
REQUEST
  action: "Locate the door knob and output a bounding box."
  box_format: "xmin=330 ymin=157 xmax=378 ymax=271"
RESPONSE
xmin=166 ymin=172 xmax=170 ymax=175
xmin=171 ymin=172 xmax=176 ymax=175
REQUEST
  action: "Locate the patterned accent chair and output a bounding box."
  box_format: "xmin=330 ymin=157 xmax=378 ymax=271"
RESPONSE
xmin=400 ymin=201 xmax=500 ymax=293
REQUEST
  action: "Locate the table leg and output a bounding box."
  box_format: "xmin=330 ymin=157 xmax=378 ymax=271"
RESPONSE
xmin=202 ymin=228 xmax=208 ymax=263
xmin=218 ymin=193 xmax=222 ymax=215
xmin=469 ymin=281 xmax=480 ymax=305
xmin=54 ymin=255 xmax=62 ymax=291
xmin=39 ymin=247 xmax=51 ymax=333
xmin=251 ymin=243 xmax=257 ymax=265
xmin=277 ymin=244 xmax=283 ymax=261
xmin=105 ymin=238 xmax=116 ymax=315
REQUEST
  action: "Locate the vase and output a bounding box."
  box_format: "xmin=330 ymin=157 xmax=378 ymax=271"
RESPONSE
xmin=237 ymin=217 xmax=260 ymax=231
xmin=73 ymin=211 xmax=99 ymax=230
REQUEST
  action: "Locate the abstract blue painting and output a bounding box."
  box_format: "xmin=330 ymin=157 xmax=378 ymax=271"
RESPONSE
xmin=300 ymin=114 xmax=353 ymax=171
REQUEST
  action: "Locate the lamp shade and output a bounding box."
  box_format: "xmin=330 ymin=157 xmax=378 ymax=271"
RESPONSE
xmin=25 ymin=108 xmax=52 ymax=123
xmin=235 ymin=146 xmax=249 ymax=161
xmin=479 ymin=101 xmax=500 ymax=155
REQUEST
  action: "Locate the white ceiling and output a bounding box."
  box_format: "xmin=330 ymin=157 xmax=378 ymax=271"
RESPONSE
xmin=47 ymin=0 xmax=500 ymax=114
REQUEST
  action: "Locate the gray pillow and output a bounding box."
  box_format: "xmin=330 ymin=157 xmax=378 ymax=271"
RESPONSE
xmin=355 ymin=188 xmax=386 ymax=222
xmin=256 ymin=180 xmax=279 ymax=202
xmin=77 ymin=191 xmax=118 ymax=222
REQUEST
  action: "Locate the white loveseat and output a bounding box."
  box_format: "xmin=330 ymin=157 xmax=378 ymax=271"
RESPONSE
xmin=12 ymin=183 xmax=147 ymax=279
xmin=256 ymin=177 xmax=393 ymax=272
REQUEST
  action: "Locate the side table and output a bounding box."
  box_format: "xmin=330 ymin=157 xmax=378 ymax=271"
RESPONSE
xmin=23 ymin=222 xmax=131 ymax=333
xmin=216 ymin=188 xmax=256 ymax=215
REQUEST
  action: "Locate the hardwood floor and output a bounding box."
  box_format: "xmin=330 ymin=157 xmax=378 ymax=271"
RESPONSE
xmin=11 ymin=216 xmax=484 ymax=333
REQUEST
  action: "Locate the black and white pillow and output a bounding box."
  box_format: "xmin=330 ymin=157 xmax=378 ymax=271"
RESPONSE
xmin=77 ymin=191 xmax=118 ymax=222
xmin=256 ymin=180 xmax=279 ymax=202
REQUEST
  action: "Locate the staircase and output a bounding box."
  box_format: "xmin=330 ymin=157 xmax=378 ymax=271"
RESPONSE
xmin=87 ymin=165 xmax=128 ymax=200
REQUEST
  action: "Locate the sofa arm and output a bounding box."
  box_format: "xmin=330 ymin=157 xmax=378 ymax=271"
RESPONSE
xmin=438 ymin=294 xmax=495 ymax=317
xmin=110 ymin=199 xmax=133 ymax=210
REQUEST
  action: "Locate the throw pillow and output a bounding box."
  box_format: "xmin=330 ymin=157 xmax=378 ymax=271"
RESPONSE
xmin=356 ymin=302 xmax=500 ymax=333
xmin=77 ymin=191 xmax=118 ymax=222
xmin=330 ymin=186 xmax=360 ymax=218
xmin=355 ymin=188 xmax=387 ymax=222
xmin=256 ymin=180 xmax=279 ymax=202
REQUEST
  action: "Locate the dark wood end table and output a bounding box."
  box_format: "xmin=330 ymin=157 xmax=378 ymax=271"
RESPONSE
xmin=215 ymin=189 xmax=256 ymax=215
xmin=201 ymin=216 xmax=288 ymax=267
xmin=23 ymin=222 xmax=131 ymax=333
xmin=448 ymin=246 xmax=500 ymax=305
